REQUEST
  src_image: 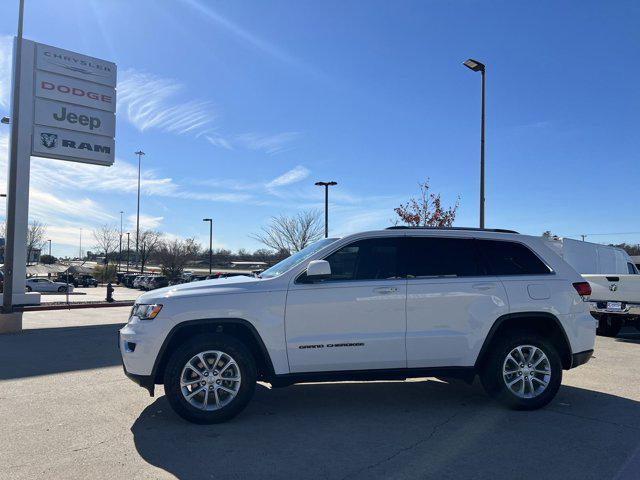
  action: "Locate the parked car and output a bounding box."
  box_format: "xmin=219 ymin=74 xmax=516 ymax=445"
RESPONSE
xmin=132 ymin=275 xmax=146 ymax=289
xmin=26 ymin=277 xmax=74 ymax=293
xmin=544 ymin=236 xmax=640 ymax=337
xmin=189 ymin=275 xmax=208 ymax=282
xmin=73 ymin=275 xmax=98 ymax=288
xmin=138 ymin=276 xmax=152 ymax=291
xmin=146 ymin=276 xmax=169 ymax=290
xmin=123 ymin=274 xmax=139 ymax=288
xmin=121 ymin=227 xmax=596 ymax=424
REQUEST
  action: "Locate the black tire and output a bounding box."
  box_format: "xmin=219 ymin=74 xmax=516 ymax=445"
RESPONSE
xmin=480 ymin=331 xmax=562 ymax=410
xmin=57 ymin=286 xmax=66 ymax=292
xmin=25 ymin=286 xmax=32 ymax=292
xmin=163 ymin=334 xmax=257 ymax=424
xmin=597 ymin=316 xmax=622 ymax=337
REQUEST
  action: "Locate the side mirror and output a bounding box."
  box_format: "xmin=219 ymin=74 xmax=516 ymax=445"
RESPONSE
xmin=305 ymin=260 xmax=331 ymax=280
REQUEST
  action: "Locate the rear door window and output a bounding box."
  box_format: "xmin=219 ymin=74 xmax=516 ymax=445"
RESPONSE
xmin=478 ymin=240 xmax=551 ymax=275
xmin=404 ymin=237 xmax=482 ymax=278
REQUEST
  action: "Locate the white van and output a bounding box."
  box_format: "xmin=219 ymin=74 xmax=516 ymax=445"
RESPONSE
xmin=543 ymin=237 xmax=637 ymax=275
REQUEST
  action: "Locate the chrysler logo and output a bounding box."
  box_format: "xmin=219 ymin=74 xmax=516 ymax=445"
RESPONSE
xmin=41 ymin=133 xmax=57 ymax=149
xmin=610 ymin=284 xmax=618 ymax=292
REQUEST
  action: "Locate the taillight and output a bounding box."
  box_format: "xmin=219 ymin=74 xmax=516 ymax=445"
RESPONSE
xmin=573 ymin=282 xmax=592 ymax=297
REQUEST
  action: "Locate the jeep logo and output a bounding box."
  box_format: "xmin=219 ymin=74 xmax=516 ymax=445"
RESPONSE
xmin=53 ymin=106 xmax=101 ymax=131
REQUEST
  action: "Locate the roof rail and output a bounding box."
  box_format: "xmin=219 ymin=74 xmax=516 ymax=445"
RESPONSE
xmin=385 ymin=226 xmax=519 ymax=234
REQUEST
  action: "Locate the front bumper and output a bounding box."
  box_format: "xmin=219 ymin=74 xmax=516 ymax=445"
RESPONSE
xmin=119 ymin=331 xmax=156 ymax=396
xmin=570 ymin=349 xmax=593 ymax=369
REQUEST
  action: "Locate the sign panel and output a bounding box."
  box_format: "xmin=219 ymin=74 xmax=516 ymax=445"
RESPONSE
xmin=32 ymin=125 xmax=115 ymax=166
xmin=35 ymin=70 xmax=116 ymax=112
xmin=36 ymin=42 xmax=117 ymax=87
xmin=34 ymin=98 xmax=115 ymax=137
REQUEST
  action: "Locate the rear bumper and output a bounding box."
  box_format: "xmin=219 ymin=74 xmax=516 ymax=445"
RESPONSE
xmin=570 ymin=349 xmax=593 ymax=369
xmin=590 ymin=301 xmax=640 ymax=316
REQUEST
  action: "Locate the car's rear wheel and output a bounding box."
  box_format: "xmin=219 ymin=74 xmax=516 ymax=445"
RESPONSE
xmin=25 ymin=286 xmax=32 ymax=292
xmin=596 ymin=315 xmax=622 ymax=337
xmin=164 ymin=334 xmax=256 ymax=424
xmin=480 ymin=332 xmax=562 ymax=410
xmin=57 ymin=286 xmax=66 ymax=293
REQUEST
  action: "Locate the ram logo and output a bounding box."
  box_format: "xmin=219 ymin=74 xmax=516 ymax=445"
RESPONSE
xmin=40 ymin=133 xmax=57 ymax=149
xmin=610 ymin=284 xmax=618 ymax=292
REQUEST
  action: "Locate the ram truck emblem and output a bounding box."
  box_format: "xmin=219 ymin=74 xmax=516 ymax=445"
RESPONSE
xmin=40 ymin=133 xmax=57 ymax=149
xmin=610 ymin=284 xmax=618 ymax=292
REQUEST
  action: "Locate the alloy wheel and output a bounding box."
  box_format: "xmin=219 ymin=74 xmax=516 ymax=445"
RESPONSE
xmin=502 ymin=345 xmax=551 ymax=399
xmin=179 ymin=350 xmax=241 ymax=411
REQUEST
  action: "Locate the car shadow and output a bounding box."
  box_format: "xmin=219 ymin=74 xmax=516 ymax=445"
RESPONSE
xmin=131 ymin=380 xmax=640 ymax=480
xmin=616 ymin=327 xmax=640 ymax=345
xmin=0 ymin=323 xmax=123 ymax=379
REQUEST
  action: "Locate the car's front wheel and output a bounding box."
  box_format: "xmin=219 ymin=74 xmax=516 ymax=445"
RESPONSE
xmin=163 ymin=334 xmax=257 ymax=424
xmin=480 ymin=332 xmax=562 ymax=410
xmin=57 ymin=286 xmax=67 ymax=293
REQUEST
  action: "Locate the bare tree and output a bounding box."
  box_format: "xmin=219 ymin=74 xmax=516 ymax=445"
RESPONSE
xmin=156 ymin=237 xmax=201 ymax=282
xmin=93 ymin=224 xmax=120 ymax=266
xmin=27 ymin=220 xmax=47 ymax=264
xmin=394 ymin=180 xmax=460 ymax=227
xmin=138 ymin=230 xmax=162 ymax=273
xmin=251 ymin=210 xmax=323 ymax=253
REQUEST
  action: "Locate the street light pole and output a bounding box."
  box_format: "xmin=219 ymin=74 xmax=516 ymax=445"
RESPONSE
xmin=134 ymin=150 xmax=145 ymax=255
xmin=463 ymin=58 xmax=486 ymax=229
xmin=118 ymin=210 xmax=123 ymax=273
xmin=79 ymin=228 xmax=82 ymax=260
xmin=203 ymin=218 xmax=213 ymax=274
xmin=47 ymin=239 xmax=51 ymax=257
xmin=314 ymin=181 xmax=337 ymax=238
xmin=126 ymin=232 xmax=130 ymax=273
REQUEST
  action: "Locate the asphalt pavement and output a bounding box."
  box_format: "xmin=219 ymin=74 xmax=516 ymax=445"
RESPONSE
xmin=0 ymin=308 xmax=639 ymax=480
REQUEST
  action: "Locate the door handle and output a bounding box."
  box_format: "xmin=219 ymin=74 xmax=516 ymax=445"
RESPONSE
xmin=374 ymin=287 xmax=398 ymax=294
xmin=472 ymin=283 xmax=494 ymax=291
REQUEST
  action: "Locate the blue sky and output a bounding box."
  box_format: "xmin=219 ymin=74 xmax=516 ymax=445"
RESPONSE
xmin=1 ymin=0 xmax=639 ymax=257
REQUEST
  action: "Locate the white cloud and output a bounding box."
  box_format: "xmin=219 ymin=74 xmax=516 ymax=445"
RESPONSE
xmin=117 ymin=69 xmax=217 ymax=136
xmin=0 ymin=35 xmax=11 ymax=110
xmin=117 ymin=69 xmax=300 ymax=154
xmin=266 ymin=165 xmax=310 ymax=188
xmin=204 ymin=131 xmax=300 ymax=155
xmin=127 ymin=214 xmax=163 ymax=230
xmin=234 ymin=132 xmax=300 ymax=155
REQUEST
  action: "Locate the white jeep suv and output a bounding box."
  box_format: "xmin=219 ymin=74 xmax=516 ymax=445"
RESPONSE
xmin=120 ymin=227 xmax=596 ymax=424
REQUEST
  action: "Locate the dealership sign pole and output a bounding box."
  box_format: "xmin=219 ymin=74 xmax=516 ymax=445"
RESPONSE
xmin=3 ymin=24 xmax=116 ymax=316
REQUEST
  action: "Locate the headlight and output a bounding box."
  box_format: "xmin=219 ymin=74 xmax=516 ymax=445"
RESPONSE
xmin=131 ymin=303 xmax=163 ymax=320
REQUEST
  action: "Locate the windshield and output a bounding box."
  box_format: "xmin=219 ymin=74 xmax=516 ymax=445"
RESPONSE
xmin=260 ymin=238 xmax=338 ymax=278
